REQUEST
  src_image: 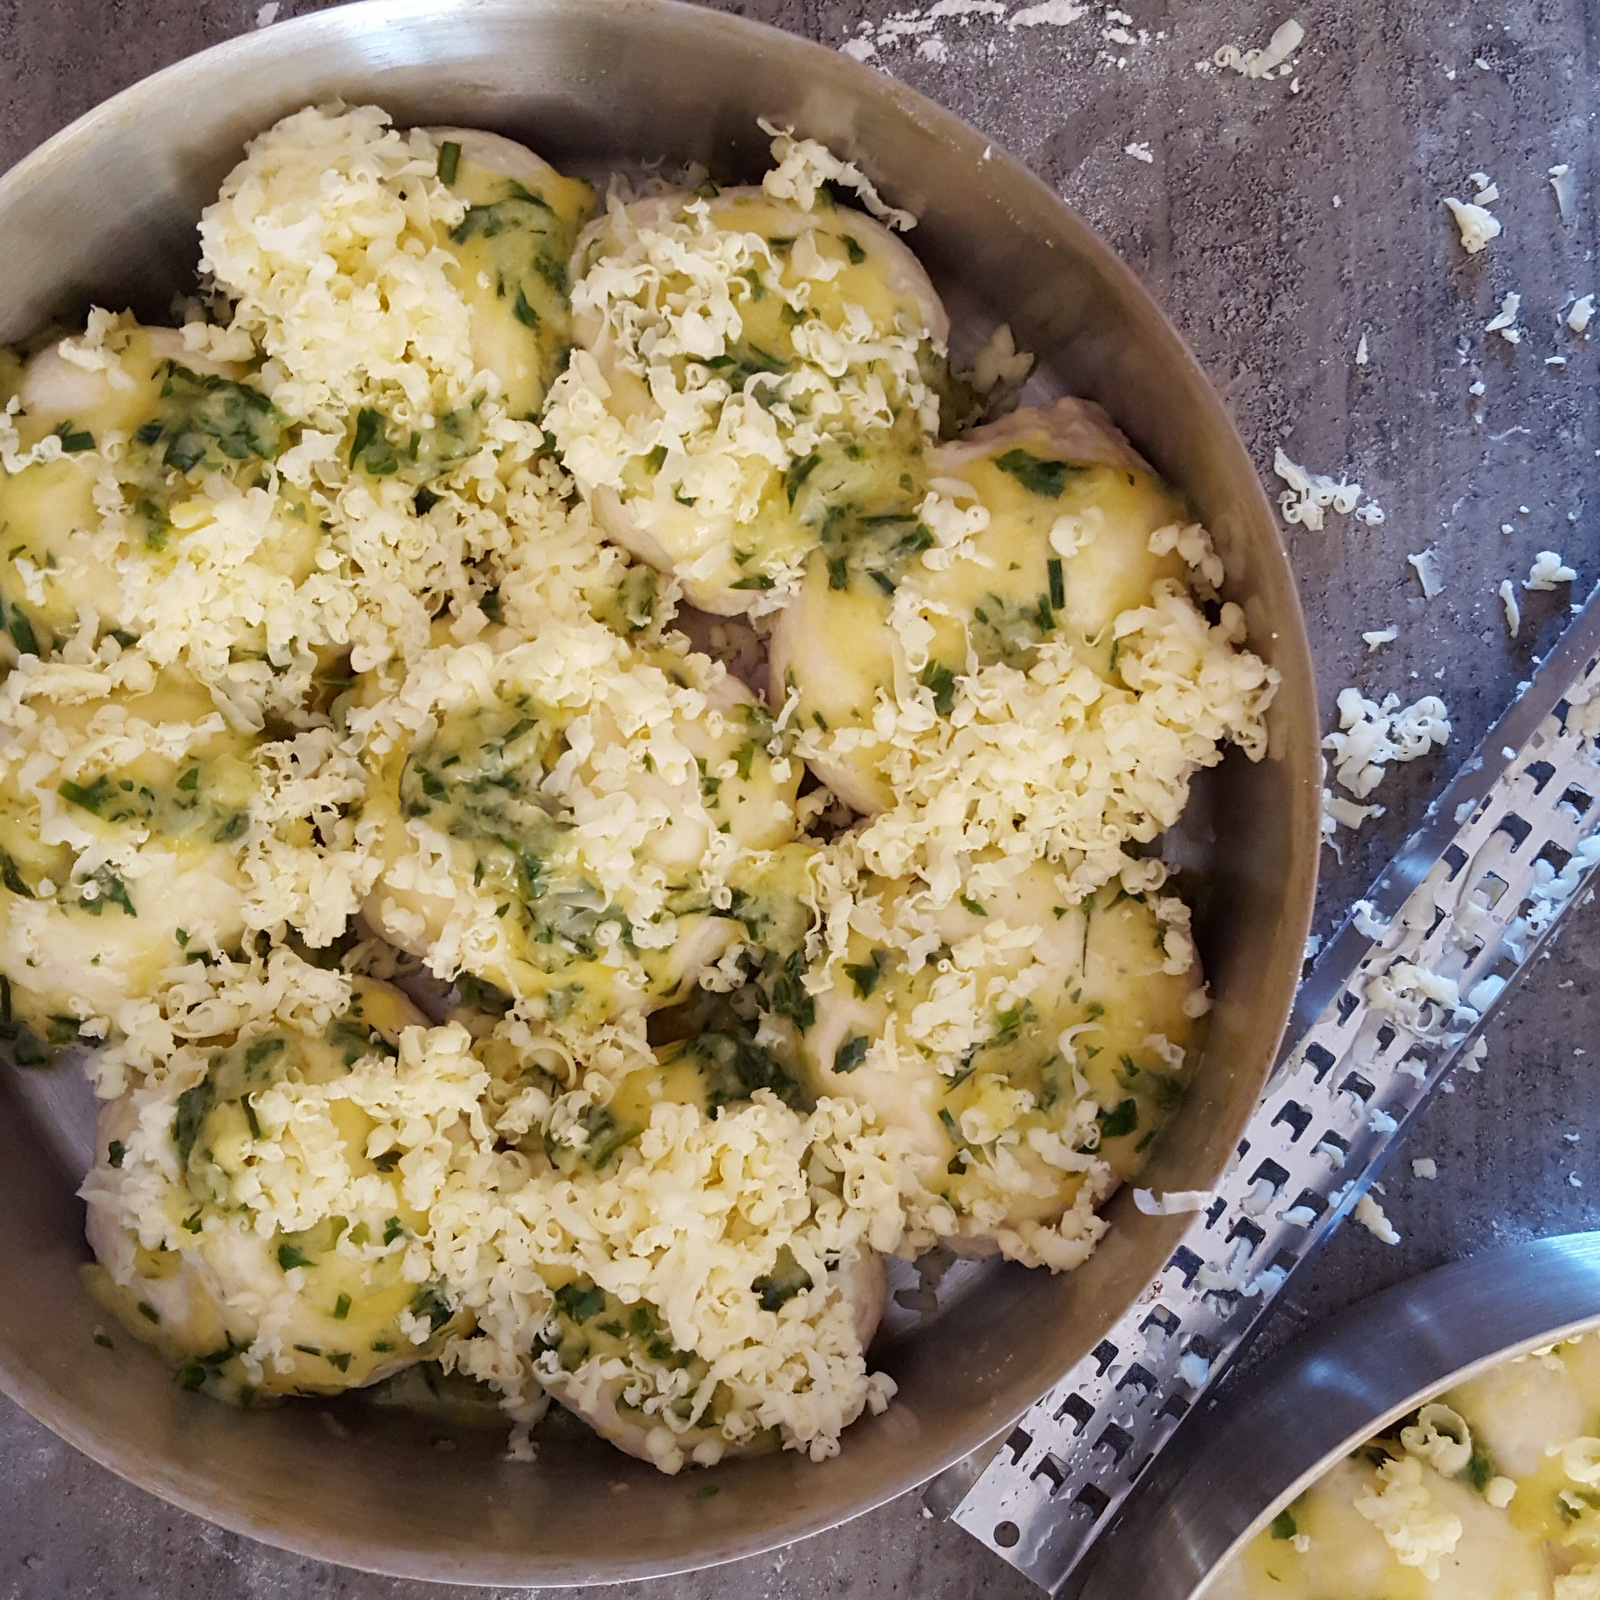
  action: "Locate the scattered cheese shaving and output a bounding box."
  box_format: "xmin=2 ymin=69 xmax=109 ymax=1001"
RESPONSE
xmin=1132 ymin=1188 xmax=1214 ymax=1215
xmin=1526 ymin=551 xmax=1577 ymax=590
xmin=1363 ymin=626 xmax=1399 ymax=651
xmin=1485 ymin=291 xmax=1522 ymax=344
xmin=1324 ymin=687 xmax=1451 ymax=799
xmin=1407 ymin=548 xmax=1445 ymax=598
xmin=1499 ymin=579 xmax=1521 ymax=636
xmin=1353 ymin=1193 xmax=1402 ymax=1246
xmin=1444 ymin=196 xmax=1502 ymax=255
xmin=1551 ymin=164 xmax=1576 ymax=221
xmin=1213 ymin=18 xmax=1305 ymax=78
xmin=1273 ymin=447 xmax=1371 ymax=530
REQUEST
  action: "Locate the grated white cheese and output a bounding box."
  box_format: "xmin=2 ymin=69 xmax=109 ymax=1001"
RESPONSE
xmin=1323 ymin=687 xmax=1450 ymax=799
xmin=1123 ymin=142 xmax=1155 ymax=164
xmin=1568 ymin=295 xmax=1595 ymax=335
xmin=1551 ymin=164 xmax=1576 ymax=220
xmin=758 ymin=120 xmax=917 ymax=231
xmin=1353 ymin=1192 xmax=1402 ymax=1245
xmin=1213 ymin=18 xmax=1305 ymax=78
xmin=1499 ymin=579 xmax=1521 ymax=636
xmin=1411 ymin=1157 xmax=1438 ymax=1179
xmin=1273 ymin=447 xmax=1370 ymax=530
xmin=1485 ymin=291 xmax=1522 ymax=345
xmin=1132 ymin=1188 xmax=1214 ymax=1215
xmin=1407 ymin=547 xmax=1445 ymax=598
xmin=1526 ymin=550 xmax=1577 ymax=590
xmin=1363 ymin=626 xmax=1399 ymax=651
xmin=1444 ymin=196 xmax=1502 ymax=255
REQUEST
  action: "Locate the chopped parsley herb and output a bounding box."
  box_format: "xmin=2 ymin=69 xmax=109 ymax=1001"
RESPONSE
xmin=383 ymin=1216 xmax=404 ymax=1245
xmin=348 ymin=406 xmax=385 ymax=469
xmin=833 ymin=1033 xmax=871 ymax=1074
xmin=841 ymin=233 xmax=866 ymax=265
xmin=0 ymin=850 xmax=33 ymax=899
xmin=172 ymin=1081 xmax=213 ymax=1165
xmin=1096 ymin=1098 xmax=1139 ymax=1140
xmin=107 ymin=1140 xmax=126 ymax=1168
xmin=958 ymin=893 xmax=986 ymax=917
xmin=409 ymin=1282 xmax=454 ymax=1334
xmin=137 ymin=1301 xmax=161 ymax=1324
xmin=786 ymin=451 xmax=822 ymax=506
xmin=751 ymin=1244 xmax=813 ymax=1312
xmin=512 ymin=286 xmax=541 ymax=329
xmin=53 ymin=421 xmax=95 ymax=453
xmin=843 ymin=947 xmax=890 ymax=999
xmin=767 ymin=948 xmax=815 ymax=1031
xmin=211 ymin=810 xmax=249 ymax=844
xmin=919 ymin=660 xmax=958 ymax=716
xmin=1268 ymin=1508 xmax=1296 ymax=1540
xmin=7 ymin=604 xmax=38 ymax=656
xmin=553 ymin=1280 xmax=607 ymax=1325
xmin=277 ymin=1243 xmax=313 ymax=1272
xmin=993 ymin=448 xmax=1084 ymax=498
xmin=58 ymin=774 xmax=115 ymax=815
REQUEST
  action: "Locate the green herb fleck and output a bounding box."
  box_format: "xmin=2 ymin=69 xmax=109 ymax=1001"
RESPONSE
xmin=994 ymin=448 xmax=1083 ymax=498
xmin=1096 ymin=1098 xmax=1139 ymax=1140
xmin=833 ymin=1033 xmax=871 ymax=1075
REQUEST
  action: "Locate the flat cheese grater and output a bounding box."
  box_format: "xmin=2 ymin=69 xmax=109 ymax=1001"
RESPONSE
xmin=929 ymin=589 xmax=1600 ymax=1594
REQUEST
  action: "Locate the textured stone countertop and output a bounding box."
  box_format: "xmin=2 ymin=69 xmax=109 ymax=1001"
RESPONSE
xmin=2 ymin=0 xmax=1597 ymax=1594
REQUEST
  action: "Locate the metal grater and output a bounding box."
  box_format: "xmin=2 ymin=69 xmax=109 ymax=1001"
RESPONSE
xmin=931 ymin=591 xmax=1600 ymax=1594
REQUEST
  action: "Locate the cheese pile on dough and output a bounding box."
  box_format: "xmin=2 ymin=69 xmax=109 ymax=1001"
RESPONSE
xmin=1211 ymin=1329 xmax=1600 ymax=1600
xmin=0 ymin=106 xmax=1281 ymax=1476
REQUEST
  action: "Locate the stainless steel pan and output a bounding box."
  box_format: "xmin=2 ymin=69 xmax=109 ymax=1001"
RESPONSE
xmin=0 ymin=0 xmax=1319 ymax=1581
xmin=1074 ymin=1232 xmax=1600 ymax=1600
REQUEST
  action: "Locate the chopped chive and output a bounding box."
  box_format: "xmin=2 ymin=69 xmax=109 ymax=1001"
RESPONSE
xmin=436 ymin=140 xmax=461 ymax=185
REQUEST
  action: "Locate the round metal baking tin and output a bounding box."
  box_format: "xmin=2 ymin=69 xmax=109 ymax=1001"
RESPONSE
xmin=1075 ymin=1232 xmax=1600 ymax=1600
xmin=0 ymin=0 xmax=1319 ymax=1583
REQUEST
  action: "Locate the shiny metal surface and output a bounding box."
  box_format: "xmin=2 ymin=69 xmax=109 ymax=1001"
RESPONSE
xmin=0 ymin=0 xmax=1318 ymax=1583
xmin=942 ymin=584 xmax=1600 ymax=1590
xmin=1072 ymin=1232 xmax=1600 ymax=1600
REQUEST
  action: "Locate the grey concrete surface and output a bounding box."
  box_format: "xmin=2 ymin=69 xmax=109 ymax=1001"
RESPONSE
xmin=2 ymin=0 xmax=1599 ymax=1594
